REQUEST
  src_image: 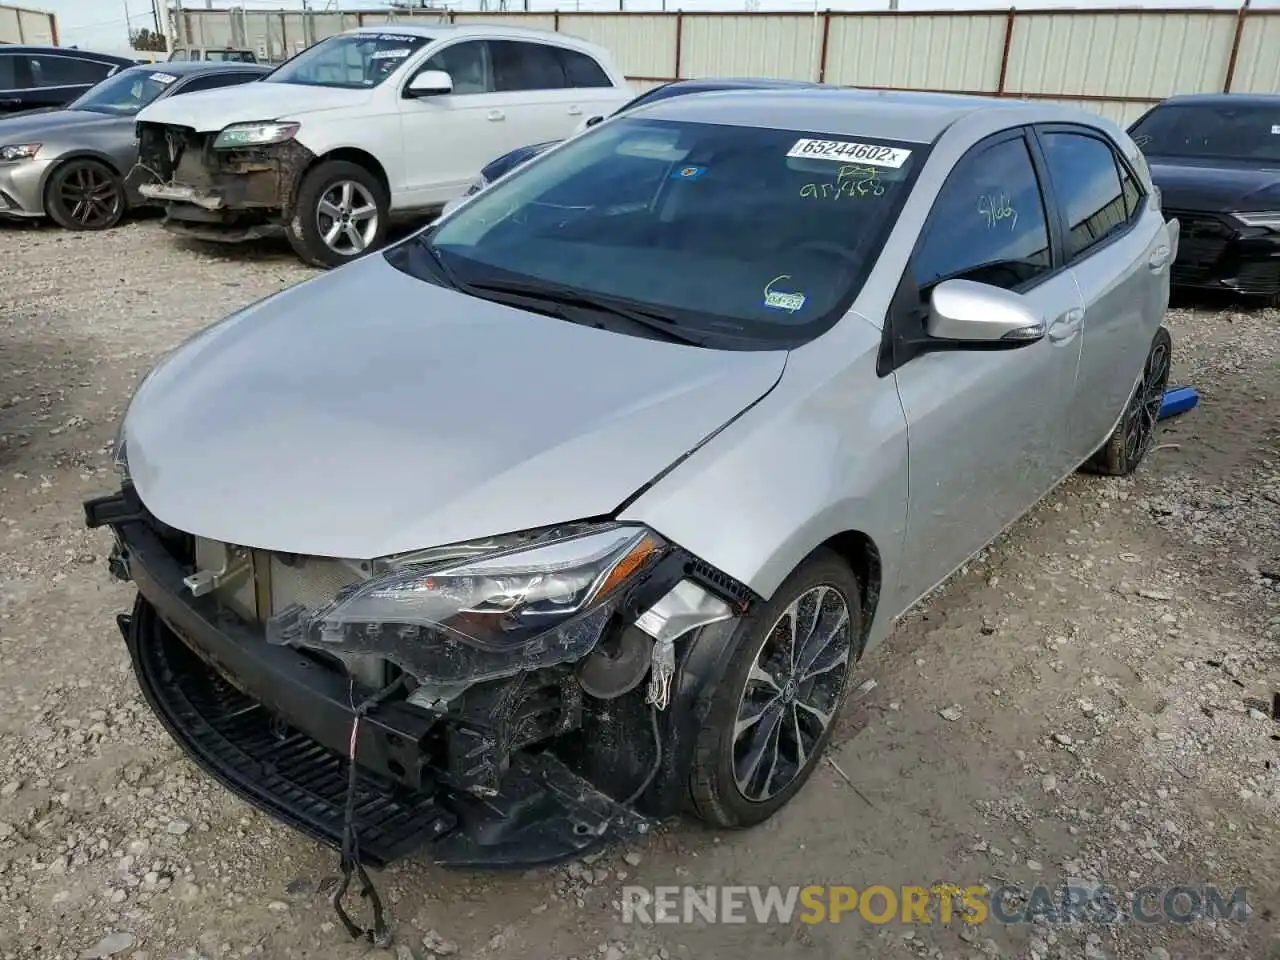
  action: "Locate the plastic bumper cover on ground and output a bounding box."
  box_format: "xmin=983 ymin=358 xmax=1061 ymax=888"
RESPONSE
xmin=100 ymin=512 xmax=650 ymax=868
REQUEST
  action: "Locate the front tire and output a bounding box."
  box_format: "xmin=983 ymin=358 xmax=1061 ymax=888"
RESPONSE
xmin=286 ymin=160 xmax=388 ymax=269
xmin=1083 ymin=326 xmax=1172 ymax=476
xmin=44 ymin=159 xmax=125 ymax=231
xmin=688 ymin=550 xmax=863 ymax=829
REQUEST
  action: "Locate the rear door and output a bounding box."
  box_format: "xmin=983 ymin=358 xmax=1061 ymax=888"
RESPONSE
xmin=891 ymin=129 xmax=1085 ymax=604
xmin=487 ymin=39 xmax=579 ymax=150
xmin=1033 ymin=125 xmax=1169 ymax=461
xmin=554 ymin=45 xmax=627 ymax=128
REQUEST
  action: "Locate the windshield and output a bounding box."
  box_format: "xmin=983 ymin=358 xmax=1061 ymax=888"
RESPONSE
xmin=413 ymin=118 xmax=923 ymax=347
xmin=66 ymin=68 xmax=179 ymax=115
xmin=1130 ymin=103 xmax=1280 ymax=164
xmin=265 ymin=32 xmax=429 ymax=89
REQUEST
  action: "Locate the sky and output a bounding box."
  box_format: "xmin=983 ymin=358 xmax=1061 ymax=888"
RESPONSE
xmin=47 ymin=0 xmax=1268 ymax=53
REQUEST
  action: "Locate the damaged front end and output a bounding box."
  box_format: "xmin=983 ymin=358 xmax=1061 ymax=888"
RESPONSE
xmin=84 ymin=483 xmax=756 ymax=868
xmin=133 ymin=121 xmax=313 ymax=242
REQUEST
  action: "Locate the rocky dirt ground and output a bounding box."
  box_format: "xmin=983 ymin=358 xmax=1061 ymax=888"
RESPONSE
xmin=0 ymin=219 xmax=1277 ymax=960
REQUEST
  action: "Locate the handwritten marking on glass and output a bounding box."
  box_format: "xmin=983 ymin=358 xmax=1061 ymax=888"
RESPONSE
xmin=978 ymin=192 xmax=1018 ymax=230
xmin=800 ymin=165 xmax=885 ymax=200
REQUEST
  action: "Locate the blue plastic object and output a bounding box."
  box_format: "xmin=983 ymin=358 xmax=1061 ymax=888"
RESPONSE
xmin=1158 ymin=385 xmax=1199 ymax=420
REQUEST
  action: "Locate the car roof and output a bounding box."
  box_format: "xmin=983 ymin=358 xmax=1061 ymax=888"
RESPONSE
xmin=634 ymin=87 xmax=1093 ymax=144
xmin=345 ymin=22 xmax=589 ymax=46
xmin=1 ymin=45 xmax=137 ymax=66
xmin=122 ymin=60 xmax=271 ymax=76
xmin=1154 ymin=92 xmax=1280 ymax=108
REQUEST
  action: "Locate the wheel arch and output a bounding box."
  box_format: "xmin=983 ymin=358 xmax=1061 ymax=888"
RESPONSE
xmin=299 ymin=147 xmax=391 ymax=206
xmin=815 ymin=529 xmax=883 ymax=652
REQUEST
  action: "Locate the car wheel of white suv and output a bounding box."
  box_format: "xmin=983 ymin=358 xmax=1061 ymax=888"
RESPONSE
xmin=287 ymin=159 xmax=389 ymax=269
xmin=688 ymin=549 xmax=864 ymax=828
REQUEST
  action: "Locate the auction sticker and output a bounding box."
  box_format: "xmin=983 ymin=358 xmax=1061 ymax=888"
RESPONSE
xmin=786 ymin=138 xmax=911 ymax=169
xmin=150 ymin=72 xmax=177 ymax=84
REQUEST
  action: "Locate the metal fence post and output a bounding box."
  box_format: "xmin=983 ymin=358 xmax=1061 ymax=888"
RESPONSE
xmin=996 ymin=7 xmax=1015 ymax=96
xmin=1223 ymin=0 xmax=1251 ymax=93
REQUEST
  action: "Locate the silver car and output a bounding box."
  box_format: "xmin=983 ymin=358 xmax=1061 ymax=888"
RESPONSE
xmin=86 ymin=89 xmax=1176 ymax=871
xmin=0 ymin=61 xmax=268 ymax=229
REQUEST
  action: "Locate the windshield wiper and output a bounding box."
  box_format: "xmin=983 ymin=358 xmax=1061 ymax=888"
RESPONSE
xmin=462 ymin=276 xmax=713 ymax=347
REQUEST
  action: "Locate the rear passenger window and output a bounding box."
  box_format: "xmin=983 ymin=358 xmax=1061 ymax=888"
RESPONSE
xmin=491 ymin=40 xmax=566 ymax=92
xmin=29 ymin=55 xmax=113 ymax=87
xmin=1118 ymin=159 xmax=1143 ymax=218
xmin=1039 ymin=132 xmax=1130 ymax=260
xmin=557 ymin=48 xmax=611 ymax=88
xmin=913 ymin=135 xmax=1052 ymax=292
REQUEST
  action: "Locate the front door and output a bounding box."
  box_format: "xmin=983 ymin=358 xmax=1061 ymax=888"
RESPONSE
xmin=891 ymin=129 xmax=1084 ymax=607
xmin=1034 ymin=125 xmax=1171 ymax=460
xmin=400 ymin=40 xmax=515 ymax=206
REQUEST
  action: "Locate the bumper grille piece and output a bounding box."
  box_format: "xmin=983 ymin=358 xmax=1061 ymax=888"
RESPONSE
xmin=125 ymin=598 xmax=457 ymax=866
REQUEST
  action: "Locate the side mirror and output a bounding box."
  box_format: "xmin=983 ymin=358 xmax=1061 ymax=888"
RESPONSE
xmin=406 ymin=70 xmax=453 ymax=98
xmin=926 ymin=279 xmax=1046 ymax=345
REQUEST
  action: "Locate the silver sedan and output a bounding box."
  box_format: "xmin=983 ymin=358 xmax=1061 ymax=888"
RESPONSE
xmin=0 ymin=61 xmax=268 ymax=229
xmin=88 ymin=89 xmax=1178 ymax=862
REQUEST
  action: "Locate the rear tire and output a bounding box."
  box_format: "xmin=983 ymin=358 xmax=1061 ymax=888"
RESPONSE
xmin=688 ymin=550 xmax=863 ymax=829
xmin=1082 ymin=326 xmax=1172 ymax=476
xmin=44 ymin=158 xmax=125 ymax=231
xmin=285 ymin=160 xmax=388 ymax=269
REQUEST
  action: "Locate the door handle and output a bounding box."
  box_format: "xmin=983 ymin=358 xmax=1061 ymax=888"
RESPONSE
xmin=1148 ymin=245 xmax=1172 ymax=271
xmin=486 ymin=108 xmax=505 ymax=122
xmin=568 ymin=104 xmax=583 ymax=116
xmin=1047 ymin=307 xmax=1083 ymax=343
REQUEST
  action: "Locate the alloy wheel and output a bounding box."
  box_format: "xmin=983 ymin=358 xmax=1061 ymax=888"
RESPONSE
xmin=732 ymin=585 xmax=853 ymax=802
xmin=58 ymin=165 xmax=122 ymax=228
xmin=315 ymin=180 xmax=379 ymax=256
xmin=1122 ymin=338 xmax=1170 ymax=466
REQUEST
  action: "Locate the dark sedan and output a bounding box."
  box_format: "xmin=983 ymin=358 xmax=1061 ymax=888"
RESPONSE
xmin=441 ymin=77 xmax=823 ymax=216
xmin=0 ymin=46 xmax=140 ymax=116
xmin=1130 ymin=93 xmax=1280 ymax=304
xmin=0 ymin=61 xmax=270 ymax=229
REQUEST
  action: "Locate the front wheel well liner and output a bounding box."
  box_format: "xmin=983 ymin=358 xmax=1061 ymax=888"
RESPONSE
xmin=813 ymin=530 xmax=882 ymax=647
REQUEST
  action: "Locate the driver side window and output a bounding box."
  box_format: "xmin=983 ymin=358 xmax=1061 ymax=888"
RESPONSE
xmin=913 ymin=134 xmax=1052 ymax=293
xmin=421 ymin=40 xmax=493 ymax=95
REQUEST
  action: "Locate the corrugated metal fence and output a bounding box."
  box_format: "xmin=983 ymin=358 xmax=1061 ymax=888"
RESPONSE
xmin=179 ymin=5 xmax=1280 ymax=125
xmin=0 ymin=3 xmax=57 ymax=45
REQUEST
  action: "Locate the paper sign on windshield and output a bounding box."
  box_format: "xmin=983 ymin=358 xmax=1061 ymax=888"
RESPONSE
xmin=786 ymin=138 xmax=911 ymax=169
xmin=150 ymin=72 xmax=177 ymax=84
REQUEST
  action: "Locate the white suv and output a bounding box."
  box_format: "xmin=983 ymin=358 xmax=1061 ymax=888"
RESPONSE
xmin=134 ymin=24 xmax=631 ymax=267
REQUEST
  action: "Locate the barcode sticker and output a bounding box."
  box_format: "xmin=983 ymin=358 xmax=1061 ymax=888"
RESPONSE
xmin=786 ymin=138 xmax=911 ymax=169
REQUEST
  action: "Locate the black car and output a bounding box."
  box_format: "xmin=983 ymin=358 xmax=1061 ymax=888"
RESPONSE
xmin=445 ymin=77 xmax=824 ymax=212
xmin=1130 ymin=93 xmax=1280 ymax=304
xmin=0 ymin=46 xmax=139 ymax=116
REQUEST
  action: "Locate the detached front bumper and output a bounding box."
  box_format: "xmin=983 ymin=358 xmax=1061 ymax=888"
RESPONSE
xmin=0 ymin=158 xmax=54 ymax=218
xmin=88 ymin=496 xmax=651 ymax=868
xmin=1167 ymin=208 xmax=1280 ymax=299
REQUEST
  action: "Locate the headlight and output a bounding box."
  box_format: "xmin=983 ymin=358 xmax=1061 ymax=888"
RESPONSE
xmin=1234 ymin=210 xmax=1280 ymax=230
xmin=212 ymin=121 xmax=299 ymax=149
xmin=266 ymin=524 xmax=666 ymax=685
xmin=0 ymin=143 xmax=40 ymax=163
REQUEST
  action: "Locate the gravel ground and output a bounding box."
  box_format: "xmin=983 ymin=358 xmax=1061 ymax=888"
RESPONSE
xmin=1 ymin=219 xmax=1278 ymax=960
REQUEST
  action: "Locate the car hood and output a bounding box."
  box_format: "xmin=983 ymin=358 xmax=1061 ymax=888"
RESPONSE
xmin=124 ymin=253 xmax=786 ymax=559
xmin=136 ymin=81 xmax=371 ymax=132
xmin=1148 ymin=158 xmax=1280 ymax=213
xmin=0 ymin=108 xmax=124 ymax=138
